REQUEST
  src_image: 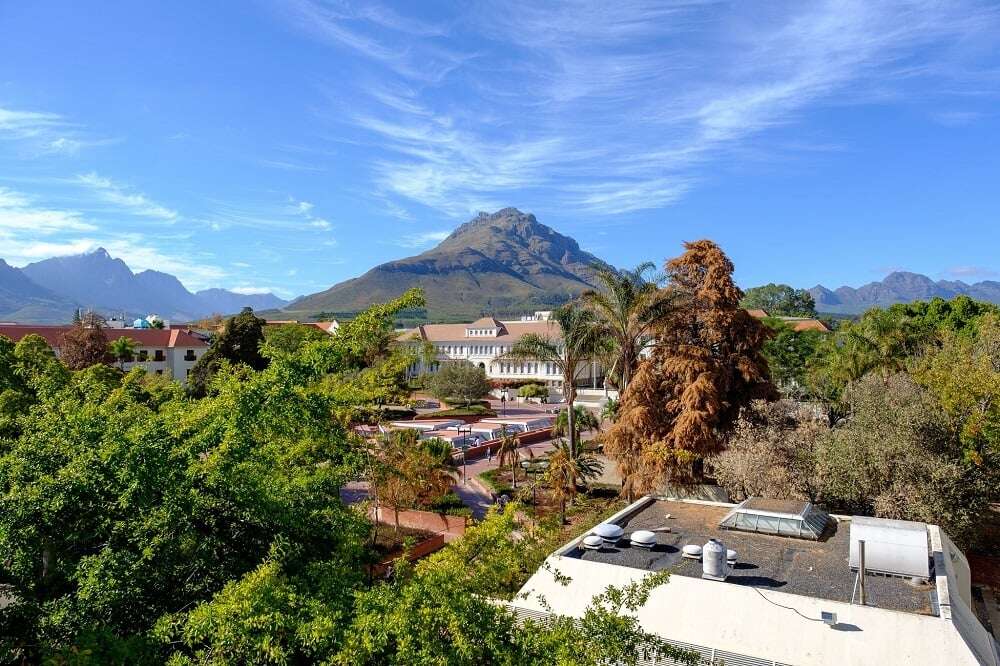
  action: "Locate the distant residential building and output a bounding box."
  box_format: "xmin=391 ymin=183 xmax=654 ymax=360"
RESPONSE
xmin=0 ymin=324 xmax=208 ymax=385
xmin=398 ymin=315 xmax=602 ymax=393
xmin=513 ymin=496 xmax=999 ymax=666
xmin=748 ymin=309 xmax=832 ymax=332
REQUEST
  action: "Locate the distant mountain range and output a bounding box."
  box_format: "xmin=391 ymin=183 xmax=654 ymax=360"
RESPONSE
xmin=277 ymin=207 xmax=614 ymax=322
xmin=0 ymin=248 xmax=287 ymax=323
xmin=5 ymin=212 xmax=997 ymax=325
xmin=809 ymin=271 xmax=1000 ymax=314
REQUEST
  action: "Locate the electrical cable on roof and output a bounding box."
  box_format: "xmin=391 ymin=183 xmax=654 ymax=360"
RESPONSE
xmin=752 ymin=587 xmax=825 ymax=622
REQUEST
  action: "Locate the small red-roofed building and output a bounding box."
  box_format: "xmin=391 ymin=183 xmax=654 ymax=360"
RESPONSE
xmin=0 ymin=324 xmax=209 ymax=384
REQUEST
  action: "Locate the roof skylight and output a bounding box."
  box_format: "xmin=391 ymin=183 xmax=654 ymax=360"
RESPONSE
xmin=718 ymin=498 xmax=829 ymax=540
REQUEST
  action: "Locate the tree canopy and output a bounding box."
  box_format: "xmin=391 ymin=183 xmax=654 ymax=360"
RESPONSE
xmin=188 ymin=307 xmax=268 ymax=396
xmin=427 ymin=361 xmax=491 ymax=407
xmin=740 ymin=283 xmax=817 ymax=317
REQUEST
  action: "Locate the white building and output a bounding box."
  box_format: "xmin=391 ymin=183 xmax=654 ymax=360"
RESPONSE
xmin=0 ymin=324 xmax=209 ymax=385
xmin=513 ymin=496 xmax=999 ymax=665
xmin=398 ymin=315 xmax=603 ymax=394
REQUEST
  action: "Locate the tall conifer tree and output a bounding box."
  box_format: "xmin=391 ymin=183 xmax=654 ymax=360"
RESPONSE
xmin=606 ymin=240 xmax=776 ymax=497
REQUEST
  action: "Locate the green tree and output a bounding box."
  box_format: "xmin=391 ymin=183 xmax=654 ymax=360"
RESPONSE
xmin=818 ymin=373 xmax=992 ymax=547
xmin=188 ymin=307 xmax=268 ymax=396
xmin=502 ymin=304 xmax=604 ymax=457
xmin=580 ymin=262 xmax=679 ymax=391
xmin=915 ymin=313 xmax=1000 ymax=465
xmin=262 ymin=322 xmax=329 ymax=356
xmin=333 ymin=505 xmax=696 ymax=666
xmin=760 ymin=322 xmax=825 ymax=397
xmin=0 ymin=339 xmax=368 ymax=662
xmin=601 ymin=397 xmax=619 ymax=424
xmin=544 ymin=440 xmax=604 ymax=523
xmin=371 ymin=429 xmax=455 ymax=530
xmin=427 ymin=361 xmax=491 ymax=407
xmin=552 ymin=404 xmax=600 ymax=439
xmin=496 ymin=428 xmax=521 ymax=490
xmin=740 ymin=283 xmax=817 ymax=317
xmin=108 ymin=335 xmax=140 ymax=369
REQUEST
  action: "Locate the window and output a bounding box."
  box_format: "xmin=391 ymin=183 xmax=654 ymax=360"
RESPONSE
xmin=138 ymin=350 xmax=148 ymax=361
xmin=186 ymin=369 xmax=191 ymax=377
xmin=184 ymin=350 xmax=196 ymax=361
xmin=155 ymin=369 xmax=163 ymax=375
xmin=154 ymin=350 xmax=165 ymax=362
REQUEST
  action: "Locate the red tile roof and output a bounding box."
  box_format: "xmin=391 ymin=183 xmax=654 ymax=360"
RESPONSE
xmin=0 ymin=325 xmax=208 ymax=348
xmin=398 ymin=320 xmax=559 ymax=343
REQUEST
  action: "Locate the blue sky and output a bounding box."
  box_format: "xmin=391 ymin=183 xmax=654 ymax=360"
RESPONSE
xmin=1 ymin=1 xmax=999 ymax=298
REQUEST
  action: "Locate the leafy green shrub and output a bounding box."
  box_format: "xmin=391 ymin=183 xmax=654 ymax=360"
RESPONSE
xmin=518 ymin=383 xmax=548 ymax=399
xmin=428 ymin=492 xmax=472 ymax=517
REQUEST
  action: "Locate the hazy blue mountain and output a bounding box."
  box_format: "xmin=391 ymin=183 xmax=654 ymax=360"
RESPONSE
xmin=809 ymin=271 xmax=1000 ymax=313
xmin=195 ymin=288 xmax=289 ymax=315
xmin=0 ymin=259 xmax=78 ymax=323
xmin=5 ymin=248 xmax=287 ymax=322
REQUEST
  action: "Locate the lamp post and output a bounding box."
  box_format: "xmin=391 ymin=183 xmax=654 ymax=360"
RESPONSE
xmin=500 ymin=387 xmax=508 ymax=417
xmin=458 ymin=425 xmax=471 ymax=483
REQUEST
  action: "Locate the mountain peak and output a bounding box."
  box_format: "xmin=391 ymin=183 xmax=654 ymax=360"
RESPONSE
xmin=280 ymin=208 xmax=610 ymax=322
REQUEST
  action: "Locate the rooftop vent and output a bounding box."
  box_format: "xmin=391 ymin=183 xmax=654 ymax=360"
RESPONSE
xmin=719 ymin=497 xmax=829 ymax=540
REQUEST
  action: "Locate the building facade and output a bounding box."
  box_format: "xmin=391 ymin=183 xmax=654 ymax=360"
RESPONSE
xmin=398 ymin=314 xmax=603 ymax=393
xmin=0 ymin=325 xmax=209 ymax=385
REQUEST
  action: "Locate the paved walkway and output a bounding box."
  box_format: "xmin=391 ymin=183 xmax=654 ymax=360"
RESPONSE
xmin=344 ymin=399 xmax=609 ymax=520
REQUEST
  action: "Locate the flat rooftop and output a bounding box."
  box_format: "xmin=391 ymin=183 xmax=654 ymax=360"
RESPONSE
xmin=565 ymin=499 xmax=937 ymax=616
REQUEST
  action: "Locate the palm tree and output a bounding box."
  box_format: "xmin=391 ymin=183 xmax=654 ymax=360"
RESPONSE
xmin=580 ymin=263 xmax=681 ymax=392
xmin=501 ymin=304 xmax=604 ymax=457
xmin=108 ymin=336 xmax=140 ymax=370
xmin=600 ymin=397 xmax=619 ymax=424
xmin=495 ymin=428 xmax=521 ymax=490
xmin=544 ymin=440 xmax=604 ymax=523
xmin=552 ymin=405 xmax=600 ymax=439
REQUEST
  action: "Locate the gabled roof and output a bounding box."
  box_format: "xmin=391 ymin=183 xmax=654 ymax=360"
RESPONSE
xmin=467 ymin=316 xmax=504 ymax=329
xmin=398 ymin=320 xmax=558 ymax=343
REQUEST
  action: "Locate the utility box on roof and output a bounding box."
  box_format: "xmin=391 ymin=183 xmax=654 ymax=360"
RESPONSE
xmin=850 ymin=516 xmax=930 ymax=578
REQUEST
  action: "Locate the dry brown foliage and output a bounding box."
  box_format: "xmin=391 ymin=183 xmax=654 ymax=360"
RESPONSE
xmin=605 ymin=240 xmax=776 ymax=497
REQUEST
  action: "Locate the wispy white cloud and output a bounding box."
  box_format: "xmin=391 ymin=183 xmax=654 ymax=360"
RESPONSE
xmin=75 ymin=172 xmax=179 ymax=221
xmin=275 ymin=0 xmax=468 ymax=83
xmin=0 ymin=187 xmax=96 ymax=233
xmin=0 ymin=107 xmax=67 ymax=140
xmin=301 ymin=0 xmax=999 ymax=217
xmin=0 ymin=106 xmax=116 ymax=156
xmin=393 ymin=230 xmax=450 ymax=248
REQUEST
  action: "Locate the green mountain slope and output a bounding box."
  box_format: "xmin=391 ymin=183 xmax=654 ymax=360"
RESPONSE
xmin=279 ymin=208 xmax=613 ymax=322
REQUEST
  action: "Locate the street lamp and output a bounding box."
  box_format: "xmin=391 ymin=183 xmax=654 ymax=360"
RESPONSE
xmin=500 ymin=387 xmax=509 ymax=417
xmin=458 ymin=425 xmax=472 ymax=483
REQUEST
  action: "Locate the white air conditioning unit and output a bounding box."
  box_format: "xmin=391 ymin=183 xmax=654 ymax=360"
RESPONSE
xmin=849 ymin=516 xmax=930 ymax=578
